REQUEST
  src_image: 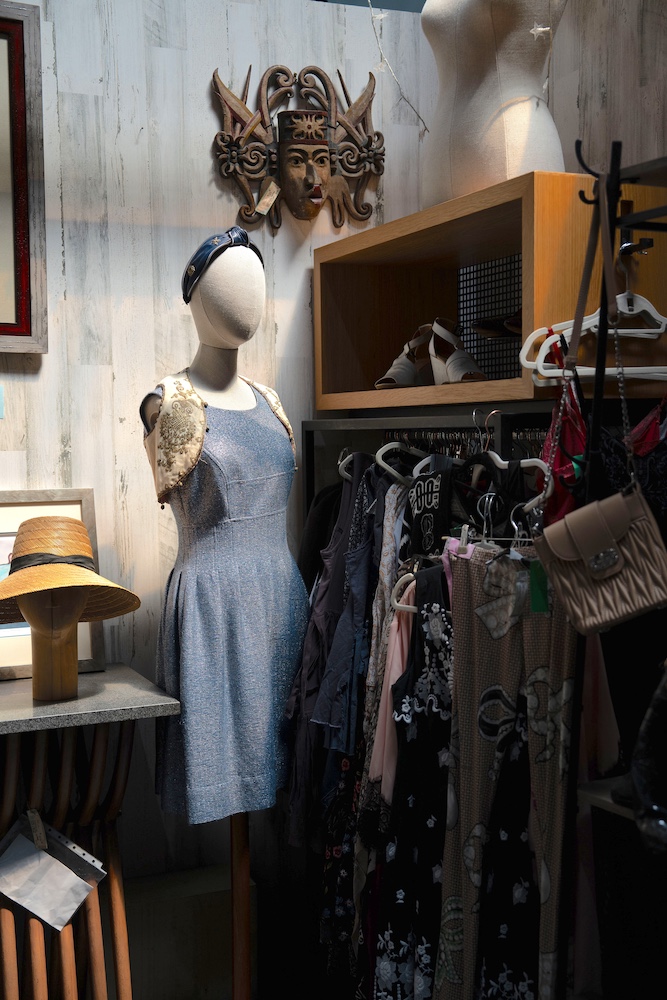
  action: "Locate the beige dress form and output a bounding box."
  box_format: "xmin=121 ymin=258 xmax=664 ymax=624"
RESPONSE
xmin=420 ymin=0 xmax=569 ymax=207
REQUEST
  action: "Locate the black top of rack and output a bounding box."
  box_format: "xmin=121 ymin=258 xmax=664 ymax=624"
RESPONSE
xmin=619 ymin=155 xmax=667 ymax=189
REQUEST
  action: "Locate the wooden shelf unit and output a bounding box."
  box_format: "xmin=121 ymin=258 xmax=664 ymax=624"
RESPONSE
xmin=313 ymin=170 xmax=667 ymax=412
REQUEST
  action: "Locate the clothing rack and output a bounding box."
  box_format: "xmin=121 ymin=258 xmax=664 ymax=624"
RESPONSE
xmin=302 ymin=407 xmax=555 ymax=513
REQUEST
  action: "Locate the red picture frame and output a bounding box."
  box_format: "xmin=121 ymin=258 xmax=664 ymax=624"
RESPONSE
xmin=0 ymin=17 xmax=30 ymax=339
xmin=0 ymin=2 xmax=46 ymax=353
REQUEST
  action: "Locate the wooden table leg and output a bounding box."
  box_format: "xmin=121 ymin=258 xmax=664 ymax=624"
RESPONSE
xmin=77 ymin=724 xmax=110 ymax=828
xmin=25 ymin=918 xmax=48 ymax=1000
xmin=57 ymin=922 xmax=78 ymax=1000
xmin=0 ymin=733 xmax=20 ymax=838
xmin=230 ymin=811 xmax=252 ymax=1000
xmin=102 ymin=720 xmax=135 ymax=823
xmin=0 ymin=906 xmax=20 ymax=1000
xmin=96 ymin=719 xmax=136 ymax=999
xmin=83 ymin=885 xmax=108 ymax=1000
xmin=24 ymin=731 xmax=50 ymax=1000
xmin=0 ymin=734 xmax=21 ymax=1000
xmin=50 ymin=727 xmax=77 ymax=831
xmin=2 ymin=718 xmax=139 ymax=999
xmin=103 ymin=823 xmax=132 ymax=1000
xmin=27 ymin=731 xmax=49 ymax=811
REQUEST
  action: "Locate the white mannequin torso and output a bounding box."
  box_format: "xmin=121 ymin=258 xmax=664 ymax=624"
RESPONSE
xmin=142 ymin=245 xmax=266 ymax=428
xmin=420 ymin=0 xmax=568 ymax=207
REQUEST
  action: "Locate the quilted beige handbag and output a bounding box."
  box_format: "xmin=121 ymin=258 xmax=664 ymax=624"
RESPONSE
xmin=533 ymin=483 xmax=667 ymax=634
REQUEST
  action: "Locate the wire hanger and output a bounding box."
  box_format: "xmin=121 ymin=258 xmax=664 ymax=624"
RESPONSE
xmin=471 ymin=407 xmax=487 ymax=451
xmin=476 ymin=489 xmax=501 ymax=541
xmin=468 ymin=407 xmax=497 ymax=490
xmin=483 ymin=409 xmax=503 ymax=451
xmin=490 ymin=503 xmax=534 ymax=549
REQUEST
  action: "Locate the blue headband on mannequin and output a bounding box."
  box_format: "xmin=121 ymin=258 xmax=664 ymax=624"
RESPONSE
xmin=181 ymin=226 xmax=264 ymax=304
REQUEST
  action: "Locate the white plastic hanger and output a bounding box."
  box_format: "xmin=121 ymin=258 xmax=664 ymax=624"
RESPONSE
xmin=413 ymin=454 xmax=436 ymax=476
xmin=520 ymin=292 xmax=667 ymax=382
xmin=390 ymin=555 xmax=447 ymax=612
xmin=337 ymin=449 xmax=353 ymax=481
xmin=534 ymin=327 xmax=667 ymax=381
xmin=375 ymin=441 xmax=428 ymax=486
xmin=390 ymin=571 xmax=417 ymax=612
xmin=613 ymin=290 xmax=667 ymax=333
xmin=412 ymin=452 xmax=465 ymax=476
xmin=519 ymin=310 xmax=601 ymax=373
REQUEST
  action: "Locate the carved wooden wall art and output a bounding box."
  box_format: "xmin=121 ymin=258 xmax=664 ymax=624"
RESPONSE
xmin=212 ymin=65 xmax=385 ymax=230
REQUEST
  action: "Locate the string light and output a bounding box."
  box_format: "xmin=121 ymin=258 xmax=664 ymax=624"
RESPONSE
xmin=530 ymin=21 xmax=551 ymax=40
xmin=365 ymin=0 xmax=429 ymax=136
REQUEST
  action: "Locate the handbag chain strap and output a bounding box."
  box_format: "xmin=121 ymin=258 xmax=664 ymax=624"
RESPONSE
xmin=541 ymin=173 xmax=637 ymax=506
xmin=600 ymin=176 xmax=638 ymax=487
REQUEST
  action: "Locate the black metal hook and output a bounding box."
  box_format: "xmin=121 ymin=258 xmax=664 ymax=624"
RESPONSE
xmin=575 ymin=140 xmax=599 ymax=204
xmin=575 ymin=139 xmax=598 ymax=178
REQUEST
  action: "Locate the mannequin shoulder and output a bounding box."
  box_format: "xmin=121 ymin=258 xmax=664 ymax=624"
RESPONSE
xmin=139 ymin=389 xmax=163 ymax=433
xmin=139 ymin=372 xmax=193 ymax=433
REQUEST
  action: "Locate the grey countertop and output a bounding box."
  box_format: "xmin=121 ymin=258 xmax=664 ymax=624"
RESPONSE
xmin=0 ymin=663 xmax=181 ymax=734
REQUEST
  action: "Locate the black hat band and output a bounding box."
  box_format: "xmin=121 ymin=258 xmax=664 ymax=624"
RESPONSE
xmin=9 ymin=552 xmax=97 ymax=575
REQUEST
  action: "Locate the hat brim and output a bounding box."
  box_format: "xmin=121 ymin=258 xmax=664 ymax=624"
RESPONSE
xmin=0 ymin=564 xmax=141 ymax=624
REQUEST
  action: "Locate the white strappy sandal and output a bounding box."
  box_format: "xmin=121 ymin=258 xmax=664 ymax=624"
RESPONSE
xmin=429 ymin=318 xmax=487 ymax=383
xmin=374 ymin=324 xmax=434 ymax=389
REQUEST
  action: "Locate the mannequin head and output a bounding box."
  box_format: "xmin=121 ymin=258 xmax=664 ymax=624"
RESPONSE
xmin=17 ymin=587 xmax=90 ymax=639
xmin=188 ymin=241 xmax=266 ymax=350
xmin=277 ymin=110 xmax=332 ymax=221
xmin=17 ymin=586 xmax=91 ymax=701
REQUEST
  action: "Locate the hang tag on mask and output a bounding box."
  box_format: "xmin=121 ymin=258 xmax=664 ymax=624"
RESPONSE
xmin=255 ymin=179 xmax=281 ymax=215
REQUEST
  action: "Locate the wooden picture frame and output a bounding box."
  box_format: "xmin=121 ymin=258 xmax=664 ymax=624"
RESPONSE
xmin=0 ymin=1 xmax=47 ymax=352
xmin=0 ymin=489 xmax=104 ymax=680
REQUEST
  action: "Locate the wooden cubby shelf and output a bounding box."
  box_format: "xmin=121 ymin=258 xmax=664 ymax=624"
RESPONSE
xmin=313 ymin=170 xmax=667 ymax=412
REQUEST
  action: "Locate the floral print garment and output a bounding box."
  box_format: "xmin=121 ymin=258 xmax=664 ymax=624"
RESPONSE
xmin=473 ymin=697 xmax=540 ymax=999
xmin=372 ymin=564 xmax=454 ymax=1000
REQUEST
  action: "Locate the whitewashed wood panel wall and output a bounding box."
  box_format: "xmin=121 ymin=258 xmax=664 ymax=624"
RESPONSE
xmin=0 ymin=0 xmax=664 ymax=876
xmin=551 ymin=0 xmax=667 ymax=173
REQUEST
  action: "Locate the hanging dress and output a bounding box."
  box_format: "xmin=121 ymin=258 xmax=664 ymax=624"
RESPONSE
xmin=370 ymin=563 xmax=454 ymax=1000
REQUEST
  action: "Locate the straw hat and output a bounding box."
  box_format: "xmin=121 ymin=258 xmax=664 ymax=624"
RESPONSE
xmin=0 ymin=515 xmax=141 ymax=624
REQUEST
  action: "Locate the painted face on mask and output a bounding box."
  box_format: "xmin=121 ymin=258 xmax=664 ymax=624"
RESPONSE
xmin=277 ymin=110 xmax=332 ymax=221
xmin=279 ymin=143 xmax=331 ymax=220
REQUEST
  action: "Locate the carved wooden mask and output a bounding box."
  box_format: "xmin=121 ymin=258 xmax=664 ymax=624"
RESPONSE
xmin=212 ymin=65 xmax=385 ymax=230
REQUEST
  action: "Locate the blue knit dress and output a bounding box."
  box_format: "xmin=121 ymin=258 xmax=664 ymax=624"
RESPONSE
xmin=155 ymin=386 xmax=309 ymax=824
